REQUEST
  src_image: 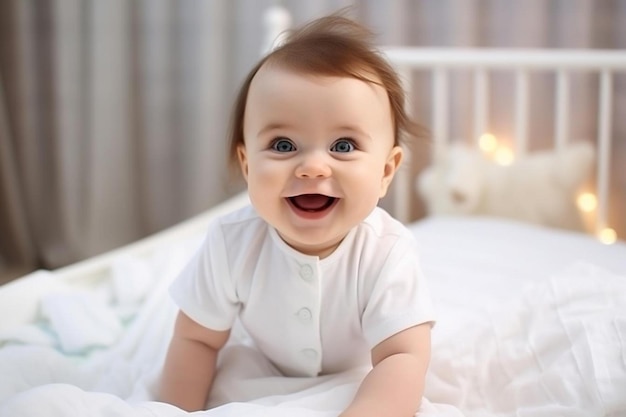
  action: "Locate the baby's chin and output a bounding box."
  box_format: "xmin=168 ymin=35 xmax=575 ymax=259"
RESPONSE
xmin=276 ymin=229 xmax=348 ymax=259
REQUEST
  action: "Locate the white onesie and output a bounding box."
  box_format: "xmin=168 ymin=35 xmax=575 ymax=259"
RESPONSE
xmin=170 ymin=204 xmax=435 ymax=377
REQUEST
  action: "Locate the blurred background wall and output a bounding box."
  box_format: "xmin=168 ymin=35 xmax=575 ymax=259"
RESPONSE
xmin=1 ymin=0 xmax=625 ymax=283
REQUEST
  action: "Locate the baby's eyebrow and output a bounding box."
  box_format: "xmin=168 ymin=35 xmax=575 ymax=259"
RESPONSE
xmin=258 ymin=123 xmax=291 ymax=136
xmin=335 ymin=125 xmax=372 ymax=140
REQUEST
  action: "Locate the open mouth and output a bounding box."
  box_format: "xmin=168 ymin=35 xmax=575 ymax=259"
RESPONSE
xmin=287 ymin=194 xmax=338 ymax=213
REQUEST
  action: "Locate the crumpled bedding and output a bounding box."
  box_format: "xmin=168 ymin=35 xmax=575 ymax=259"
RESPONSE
xmin=426 ymin=262 xmax=626 ymax=417
xmin=1 ymin=216 xmax=625 ymax=417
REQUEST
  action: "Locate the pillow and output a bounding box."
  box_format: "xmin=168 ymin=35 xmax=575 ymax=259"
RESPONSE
xmin=416 ymin=142 xmax=595 ymax=231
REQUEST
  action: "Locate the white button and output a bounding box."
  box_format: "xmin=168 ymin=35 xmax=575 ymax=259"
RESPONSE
xmin=299 ymin=264 xmax=314 ymax=281
xmin=296 ymin=308 xmax=312 ymax=322
xmin=301 ymin=348 xmax=318 ymax=359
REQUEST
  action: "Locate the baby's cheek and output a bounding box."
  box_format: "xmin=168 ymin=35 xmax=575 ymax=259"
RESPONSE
xmin=248 ymin=167 xmax=284 ymax=192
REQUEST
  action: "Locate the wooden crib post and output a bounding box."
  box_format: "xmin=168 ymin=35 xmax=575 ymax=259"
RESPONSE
xmin=432 ymin=68 xmax=449 ymax=160
xmin=261 ymin=3 xmax=292 ymax=55
xmin=514 ymin=69 xmax=529 ymax=156
xmin=554 ymin=70 xmax=570 ymax=151
xmin=473 ymin=68 xmax=489 ymax=147
xmin=596 ymin=70 xmax=613 ymax=237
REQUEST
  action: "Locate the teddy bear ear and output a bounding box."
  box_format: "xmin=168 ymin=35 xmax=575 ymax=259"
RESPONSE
xmin=416 ymin=167 xmax=434 ymax=199
xmin=444 ymin=164 xmax=483 ymax=213
xmin=554 ymin=142 xmax=595 ymax=190
xmin=416 ymin=142 xmax=486 ymax=215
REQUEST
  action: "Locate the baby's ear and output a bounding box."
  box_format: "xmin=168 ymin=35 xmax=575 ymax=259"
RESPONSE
xmin=237 ymin=145 xmax=249 ymax=181
xmin=380 ymin=146 xmax=404 ymax=197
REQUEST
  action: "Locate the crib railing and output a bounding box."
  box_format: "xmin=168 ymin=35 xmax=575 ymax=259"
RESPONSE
xmin=384 ymin=47 xmax=626 ymax=240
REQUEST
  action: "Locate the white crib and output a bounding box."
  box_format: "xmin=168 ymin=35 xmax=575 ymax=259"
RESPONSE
xmin=385 ymin=46 xmax=626 ymax=242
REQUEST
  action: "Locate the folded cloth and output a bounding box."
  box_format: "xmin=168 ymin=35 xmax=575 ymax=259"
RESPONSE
xmin=40 ymin=293 xmax=123 ymax=354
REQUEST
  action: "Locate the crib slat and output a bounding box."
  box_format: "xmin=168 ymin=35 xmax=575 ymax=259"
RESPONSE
xmin=514 ymin=70 xmax=529 ymax=156
xmin=393 ymin=66 xmax=413 ymax=223
xmin=382 ymin=47 xmax=626 ymax=239
xmin=432 ymin=68 xmax=449 ymax=158
xmin=473 ymin=69 xmax=489 ymax=145
xmin=596 ymin=70 xmax=613 ymax=234
xmin=554 ymin=70 xmax=570 ymax=151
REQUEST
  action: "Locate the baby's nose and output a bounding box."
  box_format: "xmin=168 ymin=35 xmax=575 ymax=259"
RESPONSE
xmin=295 ymin=152 xmax=332 ymax=178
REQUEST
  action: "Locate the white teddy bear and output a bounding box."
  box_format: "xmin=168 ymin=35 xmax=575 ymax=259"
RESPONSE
xmin=417 ymin=141 xmax=595 ymax=231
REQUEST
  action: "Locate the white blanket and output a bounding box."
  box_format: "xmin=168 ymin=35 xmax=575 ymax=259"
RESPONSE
xmin=426 ymin=262 xmax=626 ymax=417
xmin=1 ymin=218 xmax=625 ymax=417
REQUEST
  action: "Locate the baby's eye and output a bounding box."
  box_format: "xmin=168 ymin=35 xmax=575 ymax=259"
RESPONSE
xmin=330 ymin=138 xmax=356 ymax=153
xmin=271 ymin=138 xmax=296 ymax=152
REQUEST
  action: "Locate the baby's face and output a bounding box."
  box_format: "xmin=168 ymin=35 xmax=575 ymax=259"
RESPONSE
xmin=238 ymin=65 xmax=402 ymax=258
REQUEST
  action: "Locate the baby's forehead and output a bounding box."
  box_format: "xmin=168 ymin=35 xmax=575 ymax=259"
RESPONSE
xmin=243 ymin=63 xmax=394 ymax=138
xmin=247 ymin=66 xmax=388 ymax=115
xmin=252 ymin=60 xmax=383 ymax=89
xmin=247 ymin=64 xmax=387 ymax=108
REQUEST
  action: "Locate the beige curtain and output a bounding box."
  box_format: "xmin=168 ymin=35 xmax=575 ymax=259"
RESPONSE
xmin=1 ymin=0 xmax=624 ymax=283
xmin=0 ymin=0 xmax=239 ymax=281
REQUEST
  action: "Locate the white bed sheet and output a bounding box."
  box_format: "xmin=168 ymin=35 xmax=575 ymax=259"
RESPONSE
xmin=0 ymin=210 xmax=624 ymax=417
xmin=411 ymin=216 xmax=626 ymax=417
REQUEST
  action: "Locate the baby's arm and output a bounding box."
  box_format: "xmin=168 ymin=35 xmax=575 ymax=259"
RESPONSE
xmin=340 ymin=323 xmax=431 ymax=417
xmin=158 ymin=310 xmax=230 ymax=411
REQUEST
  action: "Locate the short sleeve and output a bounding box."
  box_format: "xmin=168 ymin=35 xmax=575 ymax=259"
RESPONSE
xmin=169 ymin=221 xmax=239 ymax=331
xmin=361 ymin=236 xmax=436 ymax=348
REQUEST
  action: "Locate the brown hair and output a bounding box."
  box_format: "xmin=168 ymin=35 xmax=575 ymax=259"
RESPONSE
xmin=227 ymin=13 xmax=425 ymax=173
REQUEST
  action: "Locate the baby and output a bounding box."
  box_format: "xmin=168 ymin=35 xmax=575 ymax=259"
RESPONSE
xmin=159 ymin=13 xmax=435 ymax=417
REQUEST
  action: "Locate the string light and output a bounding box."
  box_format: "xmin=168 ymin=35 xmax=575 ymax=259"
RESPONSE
xmin=477 ymin=133 xmax=514 ymax=166
xmin=575 ymin=192 xmax=618 ymax=244
xmin=494 ymin=147 xmax=514 ymax=166
xmin=576 ymin=192 xmax=597 ymax=213
xmin=477 ymin=133 xmax=617 ymax=244
xmin=598 ymin=228 xmax=617 ymax=245
xmin=479 ymin=133 xmax=498 ymax=153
